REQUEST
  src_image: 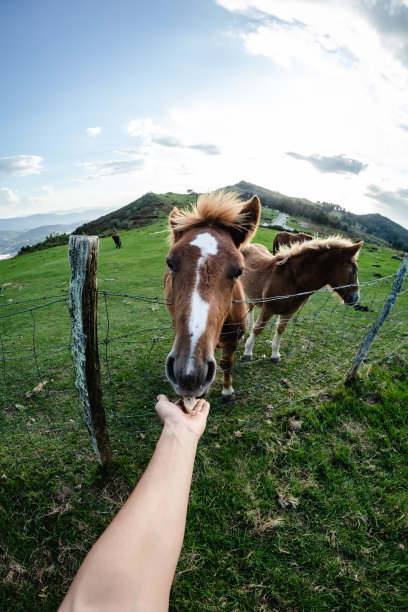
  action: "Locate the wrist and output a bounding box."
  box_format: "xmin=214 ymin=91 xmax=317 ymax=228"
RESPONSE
xmin=161 ymin=423 xmax=200 ymax=448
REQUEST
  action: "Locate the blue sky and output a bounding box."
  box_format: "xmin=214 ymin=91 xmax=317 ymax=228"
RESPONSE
xmin=1 ymin=0 xmax=408 ymax=228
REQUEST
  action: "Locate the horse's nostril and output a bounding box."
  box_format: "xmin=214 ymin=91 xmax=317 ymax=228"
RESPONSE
xmin=345 ymin=290 xmax=359 ymax=306
xmin=166 ymin=355 xmax=177 ymax=385
xmin=204 ymin=359 xmax=216 ymax=386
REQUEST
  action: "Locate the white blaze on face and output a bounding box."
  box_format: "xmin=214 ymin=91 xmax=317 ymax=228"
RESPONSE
xmin=185 ymin=232 xmax=218 ymax=374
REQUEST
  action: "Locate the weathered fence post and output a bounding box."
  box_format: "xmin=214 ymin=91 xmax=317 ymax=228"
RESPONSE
xmin=69 ymin=235 xmax=113 ymax=465
xmin=345 ymin=253 xmax=408 ymax=385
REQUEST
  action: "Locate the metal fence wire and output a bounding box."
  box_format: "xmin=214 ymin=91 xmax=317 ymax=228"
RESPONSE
xmin=0 ymin=259 xmax=407 ymax=464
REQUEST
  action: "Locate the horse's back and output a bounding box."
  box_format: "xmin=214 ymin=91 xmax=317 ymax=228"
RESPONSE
xmin=252 ymin=242 xmax=271 ymax=256
xmin=242 ymin=243 xmax=272 ymax=261
xmin=242 ymin=242 xmax=304 ymax=312
xmin=274 ymin=231 xmax=312 ymax=254
xmin=273 ymin=232 xmax=291 ymax=254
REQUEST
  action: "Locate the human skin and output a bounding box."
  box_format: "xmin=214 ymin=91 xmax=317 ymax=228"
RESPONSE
xmin=59 ymin=394 xmax=210 ymax=612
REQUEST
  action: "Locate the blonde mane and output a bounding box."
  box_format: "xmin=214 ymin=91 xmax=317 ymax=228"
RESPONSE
xmin=275 ymin=235 xmax=360 ymax=265
xmin=169 ymin=189 xmax=250 ymax=238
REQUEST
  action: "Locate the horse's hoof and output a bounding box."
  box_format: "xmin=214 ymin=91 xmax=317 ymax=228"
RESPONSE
xmin=270 ymin=356 xmax=281 ymax=363
xmin=222 ymin=393 xmax=236 ymax=403
xmin=243 ymin=354 xmax=252 ymax=361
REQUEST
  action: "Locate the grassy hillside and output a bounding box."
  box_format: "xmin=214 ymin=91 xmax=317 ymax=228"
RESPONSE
xmin=0 ymin=218 xmax=407 ymax=610
xmin=73 ymin=191 xmax=193 ymax=237
xmin=68 ymin=184 xmax=408 ymax=252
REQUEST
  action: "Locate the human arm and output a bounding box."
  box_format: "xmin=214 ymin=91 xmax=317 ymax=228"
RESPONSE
xmin=59 ymin=395 xmax=209 ymax=612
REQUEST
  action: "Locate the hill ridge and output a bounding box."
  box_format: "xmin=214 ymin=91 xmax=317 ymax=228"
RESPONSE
xmin=72 ymin=182 xmax=408 ymax=252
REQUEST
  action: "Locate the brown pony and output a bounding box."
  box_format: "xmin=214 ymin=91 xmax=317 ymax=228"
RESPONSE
xmin=242 ymin=236 xmax=363 ymax=362
xmin=164 ymin=190 xmax=261 ymax=401
xmin=272 ymin=231 xmax=312 ymax=255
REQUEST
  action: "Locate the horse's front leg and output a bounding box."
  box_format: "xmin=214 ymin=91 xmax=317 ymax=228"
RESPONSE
xmin=243 ymin=304 xmax=273 ymax=361
xmin=270 ymin=313 xmax=292 ymax=363
xmin=246 ymin=303 xmax=255 ymax=334
xmin=219 ymin=344 xmax=235 ymax=401
xmin=219 ymin=290 xmax=246 ymax=401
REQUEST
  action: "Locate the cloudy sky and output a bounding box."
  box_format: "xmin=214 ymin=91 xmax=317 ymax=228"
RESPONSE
xmin=1 ymin=0 xmax=408 ymax=228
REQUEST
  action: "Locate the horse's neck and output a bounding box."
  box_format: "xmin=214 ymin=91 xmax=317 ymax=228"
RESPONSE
xmin=286 ymin=251 xmax=331 ymax=292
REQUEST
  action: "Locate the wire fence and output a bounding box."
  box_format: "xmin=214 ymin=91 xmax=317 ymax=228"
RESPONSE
xmin=0 ymin=256 xmax=407 ymax=464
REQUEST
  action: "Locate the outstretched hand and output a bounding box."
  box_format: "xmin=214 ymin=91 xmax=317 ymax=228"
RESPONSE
xmin=155 ymin=395 xmax=210 ymax=442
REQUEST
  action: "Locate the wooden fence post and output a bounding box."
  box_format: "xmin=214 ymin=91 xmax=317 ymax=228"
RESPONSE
xmin=345 ymin=253 xmax=408 ymax=386
xmin=69 ymin=235 xmax=113 ymax=465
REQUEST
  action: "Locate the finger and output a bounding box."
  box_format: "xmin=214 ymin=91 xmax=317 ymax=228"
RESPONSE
xmin=156 ymin=394 xmax=168 ymax=402
xmin=200 ymin=404 xmax=210 ymax=417
xmin=193 ymin=399 xmax=204 ymax=412
xmin=193 ymin=399 xmax=210 ymax=414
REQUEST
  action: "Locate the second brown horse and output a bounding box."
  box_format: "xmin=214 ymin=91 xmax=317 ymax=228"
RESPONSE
xmin=242 ymin=236 xmax=363 ymax=362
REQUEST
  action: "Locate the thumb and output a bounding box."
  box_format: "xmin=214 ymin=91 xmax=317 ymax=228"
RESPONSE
xmin=156 ymin=394 xmax=168 ymax=401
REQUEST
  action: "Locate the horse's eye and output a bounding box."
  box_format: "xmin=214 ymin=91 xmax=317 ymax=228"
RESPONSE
xmin=166 ymin=259 xmax=175 ymax=272
xmin=229 ymin=267 xmax=243 ymax=280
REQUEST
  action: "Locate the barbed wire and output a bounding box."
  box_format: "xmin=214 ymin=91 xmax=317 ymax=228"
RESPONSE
xmin=0 ymin=270 xmax=406 ymax=464
xmin=0 ymin=292 xmax=70 ymax=307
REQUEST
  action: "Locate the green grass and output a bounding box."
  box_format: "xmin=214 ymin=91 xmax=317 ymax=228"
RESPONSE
xmin=0 ymin=217 xmax=407 ymax=610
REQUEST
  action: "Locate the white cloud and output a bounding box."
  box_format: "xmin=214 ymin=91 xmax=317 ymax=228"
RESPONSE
xmin=286 ymin=153 xmax=367 ymax=175
xmin=86 ymin=126 xmax=102 ymax=137
xmin=125 ymin=118 xmax=161 ymax=141
xmin=0 ymin=187 xmax=20 ymax=206
xmin=240 ymin=3 xmax=402 ymax=89
xmin=80 ymin=158 xmax=145 ymax=179
xmin=0 ymin=155 xmax=43 ymax=176
xmin=125 ymin=117 xmax=221 ymax=156
xmin=41 ymin=185 xmax=54 ymax=194
xmin=113 ymin=148 xmax=142 ymax=156
xmin=152 ymin=134 xmax=184 ymax=147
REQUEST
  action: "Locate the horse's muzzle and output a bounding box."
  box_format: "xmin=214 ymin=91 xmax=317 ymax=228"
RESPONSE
xmin=165 ymin=352 xmax=216 ymax=397
xmin=344 ymin=289 xmax=360 ymax=306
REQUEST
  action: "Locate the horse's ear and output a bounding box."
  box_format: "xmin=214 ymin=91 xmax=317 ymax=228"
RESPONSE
xmin=230 ymin=195 xmax=261 ymax=249
xmin=347 ymin=240 xmax=364 ymax=258
xmin=169 ymin=207 xmax=183 ymax=243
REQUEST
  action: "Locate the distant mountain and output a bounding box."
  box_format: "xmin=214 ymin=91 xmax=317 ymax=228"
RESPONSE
xmin=354 ymin=213 xmax=408 ymax=250
xmin=0 ymin=207 xmax=113 ymax=232
xmin=0 ymin=224 xmax=77 ymax=256
xmin=0 ymin=207 xmax=114 ymax=256
xmin=16 ymin=223 xmax=76 ymax=243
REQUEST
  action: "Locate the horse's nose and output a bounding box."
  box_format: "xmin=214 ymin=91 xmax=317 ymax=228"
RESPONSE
xmin=345 ymin=289 xmax=359 ymax=305
xmin=165 ymin=352 xmax=216 ymax=396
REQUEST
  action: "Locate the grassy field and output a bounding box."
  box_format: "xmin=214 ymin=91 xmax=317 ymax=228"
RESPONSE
xmin=0 ymin=216 xmax=407 ymax=610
